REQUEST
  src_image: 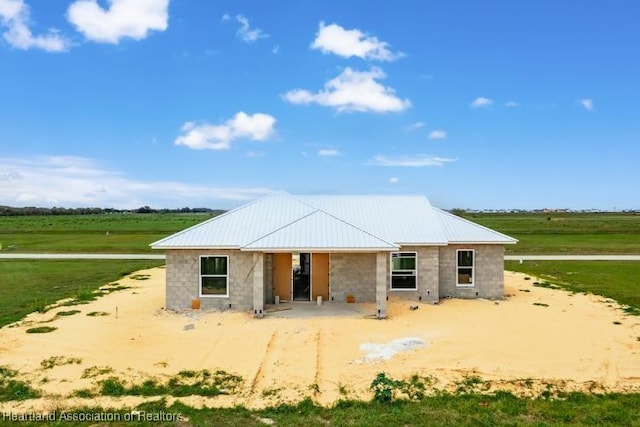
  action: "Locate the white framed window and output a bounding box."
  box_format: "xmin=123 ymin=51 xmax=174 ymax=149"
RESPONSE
xmin=390 ymin=252 xmax=418 ymax=290
xmin=456 ymin=249 xmax=474 ymax=287
xmin=200 ymin=255 xmax=229 ymax=297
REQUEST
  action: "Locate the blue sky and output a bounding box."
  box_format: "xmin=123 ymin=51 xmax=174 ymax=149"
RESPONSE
xmin=1 ymin=0 xmax=638 ymax=210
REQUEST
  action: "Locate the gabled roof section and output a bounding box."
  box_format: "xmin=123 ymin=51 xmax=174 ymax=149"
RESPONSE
xmin=295 ymin=195 xmax=449 ymax=245
xmin=433 ymin=208 xmax=518 ymax=244
xmin=243 ymin=209 xmax=398 ymax=251
xmin=151 ymin=191 xmax=517 ymax=250
xmin=150 ymin=192 xmax=315 ymax=249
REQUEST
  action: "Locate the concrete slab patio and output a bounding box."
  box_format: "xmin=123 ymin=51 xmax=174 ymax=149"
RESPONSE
xmin=265 ymin=301 xmax=372 ymax=318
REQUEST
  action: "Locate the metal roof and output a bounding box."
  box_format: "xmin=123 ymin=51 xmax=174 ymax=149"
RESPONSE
xmin=150 ymin=192 xmax=315 ymax=248
xmin=243 ymin=210 xmax=398 ymax=251
xmin=433 ymin=208 xmax=518 ymax=244
xmin=295 ymin=195 xmax=448 ymax=245
xmin=150 ymin=192 xmax=517 ymax=250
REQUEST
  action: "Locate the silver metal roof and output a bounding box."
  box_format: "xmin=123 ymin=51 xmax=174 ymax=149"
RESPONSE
xmin=243 ymin=210 xmax=398 ymax=251
xmin=151 ymin=192 xmax=517 ymax=250
xmin=295 ymin=195 xmax=448 ymax=245
xmin=433 ymin=208 xmax=518 ymax=244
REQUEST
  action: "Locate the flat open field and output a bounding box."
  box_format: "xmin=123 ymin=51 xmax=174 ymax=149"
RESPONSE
xmin=0 ymin=213 xmax=213 ymax=253
xmin=1 ymin=212 xmax=639 ymax=424
xmin=462 ymin=212 xmax=640 ymax=254
xmin=1 ymin=211 xmax=639 ymax=254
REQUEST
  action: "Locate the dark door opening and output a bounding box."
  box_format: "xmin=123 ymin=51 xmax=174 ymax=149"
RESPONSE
xmin=293 ymin=252 xmax=311 ymax=301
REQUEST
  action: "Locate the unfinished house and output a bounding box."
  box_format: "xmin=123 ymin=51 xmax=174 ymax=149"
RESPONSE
xmin=151 ymin=192 xmax=517 ymax=318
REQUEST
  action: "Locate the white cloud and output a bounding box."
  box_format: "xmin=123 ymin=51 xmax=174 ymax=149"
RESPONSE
xmin=580 ymin=98 xmax=594 ymax=111
xmin=271 ymin=44 xmax=279 ymax=54
xmin=505 ymin=101 xmax=518 ymax=107
xmin=283 ymin=67 xmax=411 ymax=114
xmin=0 ymin=0 xmax=69 ymax=52
xmin=404 ymin=121 xmax=425 ymax=133
xmin=221 ymin=13 xmax=230 ymax=21
xmin=311 ymin=21 xmax=402 ymax=61
xmin=174 ymin=112 xmax=276 ymax=150
xmin=66 ymin=0 xmax=169 ymax=44
xmin=0 ymin=156 xmax=271 ymax=208
xmin=318 ymin=149 xmax=339 ymax=156
xmin=470 ymin=97 xmax=493 ymax=108
xmin=367 ymin=154 xmax=456 ymax=167
xmin=234 ymin=14 xmax=267 ymax=43
xmin=246 ymin=151 xmax=264 ymax=158
xmin=428 ymin=130 xmax=447 ymax=140
xmin=389 ymin=177 xmax=399 ymax=184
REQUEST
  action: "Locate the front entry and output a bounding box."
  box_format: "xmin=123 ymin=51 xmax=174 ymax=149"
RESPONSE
xmin=293 ymin=253 xmax=311 ymax=300
xmin=272 ymin=253 xmax=330 ymax=302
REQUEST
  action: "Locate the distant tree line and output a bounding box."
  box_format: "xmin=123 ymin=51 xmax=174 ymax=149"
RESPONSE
xmin=0 ymin=206 xmax=225 ymax=216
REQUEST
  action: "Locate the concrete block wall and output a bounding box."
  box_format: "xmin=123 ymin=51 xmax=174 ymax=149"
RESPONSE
xmin=388 ymin=246 xmax=439 ymax=302
xmin=375 ymin=252 xmax=388 ymax=318
xmin=329 ymin=253 xmax=377 ymax=303
xmin=438 ymin=245 xmax=505 ymax=299
xmin=165 ymin=249 xmax=256 ymax=310
xmin=263 ymin=253 xmax=273 ymax=304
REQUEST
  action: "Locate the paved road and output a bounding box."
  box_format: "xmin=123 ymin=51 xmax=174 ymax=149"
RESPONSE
xmin=1 ymin=253 xmax=639 ymax=261
xmin=0 ymin=253 xmax=165 ymax=260
xmin=504 ymin=255 xmax=640 ymax=261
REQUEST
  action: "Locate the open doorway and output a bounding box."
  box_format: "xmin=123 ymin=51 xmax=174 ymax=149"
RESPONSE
xmin=273 ymin=252 xmax=329 ymax=303
xmin=293 ymin=253 xmax=311 ymax=300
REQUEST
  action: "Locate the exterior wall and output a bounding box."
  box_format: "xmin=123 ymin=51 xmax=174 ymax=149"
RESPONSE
xmin=438 ymin=245 xmax=505 ymax=299
xmin=329 ymin=253 xmax=377 ymax=303
xmin=263 ymin=253 xmax=274 ymax=304
xmin=165 ymin=249 xmax=256 ymax=310
xmin=388 ymin=246 xmax=440 ymax=302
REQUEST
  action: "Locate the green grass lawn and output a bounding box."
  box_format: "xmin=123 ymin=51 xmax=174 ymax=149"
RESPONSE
xmin=0 ymin=259 xmax=163 ymax=327
xmin=11 ymin=393 xmax=640 ymax=426
xmin=506 ymin=260 xmax=640 ymax=311
xmin=0 ymin=213 xmax=213 ymax=253
xmin=462 ymin=212 xmax=640 ymax=254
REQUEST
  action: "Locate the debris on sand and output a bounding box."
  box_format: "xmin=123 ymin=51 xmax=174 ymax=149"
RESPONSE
xmin=358 ymin=337 xmax=425 ymax=362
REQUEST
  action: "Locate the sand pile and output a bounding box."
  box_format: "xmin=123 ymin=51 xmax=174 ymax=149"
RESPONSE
xmin=0 ymin=268 xmax=638 ymax=412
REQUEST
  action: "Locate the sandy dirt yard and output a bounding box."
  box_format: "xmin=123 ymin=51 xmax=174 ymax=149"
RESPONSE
xmin=1 ymin=267 xmax=639 ymax=412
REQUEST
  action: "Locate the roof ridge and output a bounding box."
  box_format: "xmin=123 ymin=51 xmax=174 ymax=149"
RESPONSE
xmin=288 ymin=193 xmax=400 ymax=247
xmin=310 ymin=207 xmax=399 ymax=248
xmin=433 ymin=207 xmax=518 ymax=243
xmin=241 ymin=208 xmax=399 ymax=249
xmin=241 ymin=208 xmax=319 ymax=248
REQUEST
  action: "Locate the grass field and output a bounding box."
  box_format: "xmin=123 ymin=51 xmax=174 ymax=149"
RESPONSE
xmin=462 ymin=212 xmax=640 ymax=254
xmin=506 ymin=260 xmax=640 ymax=312
xmin=0 ymin=213 xmax=213 ymax=253
xmin=1 ymin=211 xmax=639 ymax=254
xmin=0 ymin=260 xmax=163 ymax=327
xmin=9 ymin=393 xmax=640 ymax=426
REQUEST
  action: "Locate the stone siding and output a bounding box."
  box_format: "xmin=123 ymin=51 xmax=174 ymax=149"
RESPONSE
xmin=165 ymin=249 xmax=256 ymax=310
xmin=438 ymin=245 xmax=504 ymax=299
xmin=329 ymin=253 xmax=377 ymax=303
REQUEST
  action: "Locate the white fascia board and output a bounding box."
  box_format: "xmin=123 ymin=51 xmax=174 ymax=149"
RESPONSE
xmin=150 ymin=245 xmax=242 ymax=250
xmin=394 ymin=242 xmax=448 ymax=246
xmin=239 ymin=247 xmax=398 ymax=252
xmin=446 ymin=241 xmax=518 ymax=245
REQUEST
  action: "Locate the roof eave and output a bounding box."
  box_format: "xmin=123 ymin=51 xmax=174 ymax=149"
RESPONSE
xmin=240 ymin=247 xmax=399 ymax=252
xmin=446 ymin=240 xmax=518 ymax=245
xmin=151 ymin=245 xmax=243 ymax=250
